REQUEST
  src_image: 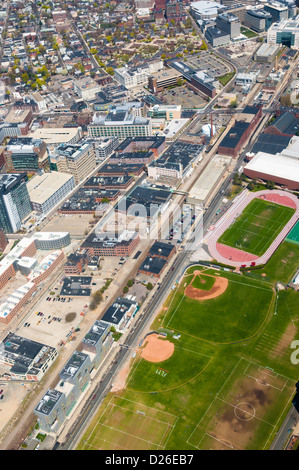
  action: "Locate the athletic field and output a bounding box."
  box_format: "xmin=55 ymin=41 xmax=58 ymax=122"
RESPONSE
xmin=161 ymin=266 xmax=274 ymax=343
xmin=285 ymin=220 xmax=299 ymax=245
xmin=77 ymin=253 xmax=298 ymax=451
xmin=217 ymin=199 xmax=295 ymax=256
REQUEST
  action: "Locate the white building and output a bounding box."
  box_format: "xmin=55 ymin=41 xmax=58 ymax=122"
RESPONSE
xmin=26 ymin=171 xmax=75 ymax=215
xmin=267 ymin=15 xmax=299 ymax=49
xmin=190 ymin=1 xmax=222 ymax=21
xmin=114 ymin=60 xmax=163 ymax=89
xmin=73 ymin=77 xmax=101 ymax=101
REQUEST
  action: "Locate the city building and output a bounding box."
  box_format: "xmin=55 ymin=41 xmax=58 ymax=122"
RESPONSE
xmin=0 ymin=229 xmax=8 ymax=252
xmin=243 ymin=135 xmax=299 ymax=189
xmin=217 ymin=105 xmax=262 ymax=157
xmin=87 ymin=137 xmax=119 ymax=162
xmin=167 ymin=60 xmax=217 ymax=98
xmin=109 ymin=151 xmax=155 ymax=166
xmin=35 ymin=320 xmax=113 ymax=433
xmin=3 ymin=108 xmax=32 ymax=135
xmin=147 ymin=104 xmax=182 ymax=120
xmin=27 ymin=250 xmax=65 ymax=285
xmin=135 ymin=0 xmax=155 ymax=9
xmin=84 ymin=174 xmax=134 ymax=190
xmin=216 ymin=12 xmax=241 ymax=38
xmin=114 ymin=136 xmax=166 ymax=159
xmin=29 ymin=127 xmax=82 ymax=149
xmin=205 ymin=26 xmax=231 ymax=47
xmin=73 ymin=77 xmax=101 ymax=101
xmin=264 ymin=111 xmax=299 ymax=137
xmin=0 ymin=281 xmax=37 ymax=324
xmin=64 ymin=250 xmax=89 ymax=275
xmin=114 ymin=60 xmax=163 ymax=89
xmin=188 ymin=155 xmax=232 ymax=205
xmin=190 ymin=1 xmax=222 ymax=21
xmin=219 ymin=3 xmax=247 ymax=23
xmin=148 ymin=68 xmax=183 ymax=93
xmin=60 ymin=276 xmax=92 ymax=297
xmin=116 ymin=185 xmax=172 ymax=219
xmin=138 ymin=255 xmax=167 ymax=277
xmin=264 ymin=2 xmax=289 ymax=23
xmin=0 ymin=332 xmax=57 ymax=380
xmin=267 ymin=16 xmax=299 ymax=48
xmin=3 ymin=137 xmax=49 ymax=173
xmin=26 ymin=172 xmax=75 ymax=215
xmin=254 ymin=43 xmax=281 ymax=63
xmin=244 ymin=8 xmax=272 ymax=32
xmin=98 ymin=162 xmax=145 ymax=177
xmin=148 ymin=140 xmax=204 ymax=180
xmin=32 ymin=232 xmax=71 ymax=250
xmin=235 ymin=72 xmax=259 ymax=86
xmin=0 ymin=173 xmax=32 ymax=233
xmin=148 ymin=240 xmax=176 ymax=260
xmin=34 ymin=389 xmax=67 ymax=434
xmin=88 ymin=108 xmax=152 ymax=139
xmin=101 ymin=296 xmax=138 ymax=332
xmin=81 ymin=320 xmax=114 ymax=369
xmin=165 ymin=0 xmax=188 ymax=23
xmin=50 ymin=142 xmax=96 ymax=185
xmin=81 ymin=230 xmax=140 ymax=257
xmin=58 ymin=187 xmax=119 ymax=214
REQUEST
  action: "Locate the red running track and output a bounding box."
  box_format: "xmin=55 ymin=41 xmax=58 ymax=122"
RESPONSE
xmin=206 ymin=189 xmax=299 ymax=268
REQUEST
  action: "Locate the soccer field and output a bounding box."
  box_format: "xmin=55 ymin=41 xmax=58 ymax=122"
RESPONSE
xmin=217 ymin=198 xmax=295 ymax=256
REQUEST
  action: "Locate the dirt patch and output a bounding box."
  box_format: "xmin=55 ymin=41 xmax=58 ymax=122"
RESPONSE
xmin=208 ymin=374 xmax=273 ymax=450
xmin=111 ymin=361 xmax=133 ymax=392
xmin=185 ymin=272 xmax=228 ymax=301
xmin=139 ymin=333 xmax=174 ymax=363
xmin=270 ymin=323 xmax=297 ymax=359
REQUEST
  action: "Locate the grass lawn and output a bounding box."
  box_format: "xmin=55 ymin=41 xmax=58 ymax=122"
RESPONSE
xmin=191 ymin=273 xmax=215 ymax=291
xmin=241 ymin=27 xmax=258 ymax=38
xmin=125 ymin=336 xmax=211 ymax=394
xmin=217 ymin=198 xmax=295 ymax=256
xmin=217 ymin=71 xmax=235 ymax=86
xmin=253 ymin=241 xmax=299 ymax=283
xmin=162 ymin=268 xmax=274 ymax=343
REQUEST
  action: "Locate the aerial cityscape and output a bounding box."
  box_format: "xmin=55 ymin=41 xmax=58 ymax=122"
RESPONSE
xmin=0 ymin=0 xmax=298 ymax=454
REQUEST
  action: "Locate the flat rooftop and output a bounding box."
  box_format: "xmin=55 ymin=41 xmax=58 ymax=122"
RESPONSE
xmin=26 ymin=172 xmax=74 ymax=205
xmin=244 ymin=152 xmax=299 ymax=184
xmin=189 ymin=155 xmax=232 ymax=203
xmin=138 ymin=256 xmax=167 ymax=275
xmin=29 ymin=127 xmax=80 ymax=144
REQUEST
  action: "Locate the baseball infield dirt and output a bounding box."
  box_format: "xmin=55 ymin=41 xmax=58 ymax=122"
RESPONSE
xmin=184 ymin=271 xmax=228 ymax=301
xmin=139 ymin=333 xmax=174 ymax=363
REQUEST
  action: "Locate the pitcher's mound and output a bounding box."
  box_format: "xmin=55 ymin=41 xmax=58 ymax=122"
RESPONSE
xmin=185 ymin=273 xmax=228 ymax=300
xmin=139 ymin=333 xmax=174 ymax=363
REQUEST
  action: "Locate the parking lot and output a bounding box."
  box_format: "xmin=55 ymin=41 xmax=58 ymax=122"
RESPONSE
xmin=14 ymin=281 xmax=91 ymax=348
xmin=0 ymin=378 xmax=34 ymax=433
xmin=185 ymin=52 xmax=230 ymax=78
xmin=160 ymin=85 xmax=207 ymax=109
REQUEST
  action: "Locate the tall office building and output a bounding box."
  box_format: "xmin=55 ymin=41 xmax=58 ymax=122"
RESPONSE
xmin=50 ymin=142 xmax=96 ymax=185
xmin=0 ymin=173 xmax=32 ymax=233
xmin=216 ymin=11 xmax=241 ymax=38
xmin=264 ymin=2 xmax=289 ymax=22
xmin=3 ymin=137 xmax=49 ymax=173
xmin=245 ymin=8 xmax=272 ymax=32
xmin=88 ymin=108 xmax=152 ymax=139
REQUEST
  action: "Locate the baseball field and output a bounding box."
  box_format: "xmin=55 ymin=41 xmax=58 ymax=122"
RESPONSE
xmin=77 ymin=243 xmax=299 ymax=451
xmin=217 ymin=198 xmax=295 ymax=256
